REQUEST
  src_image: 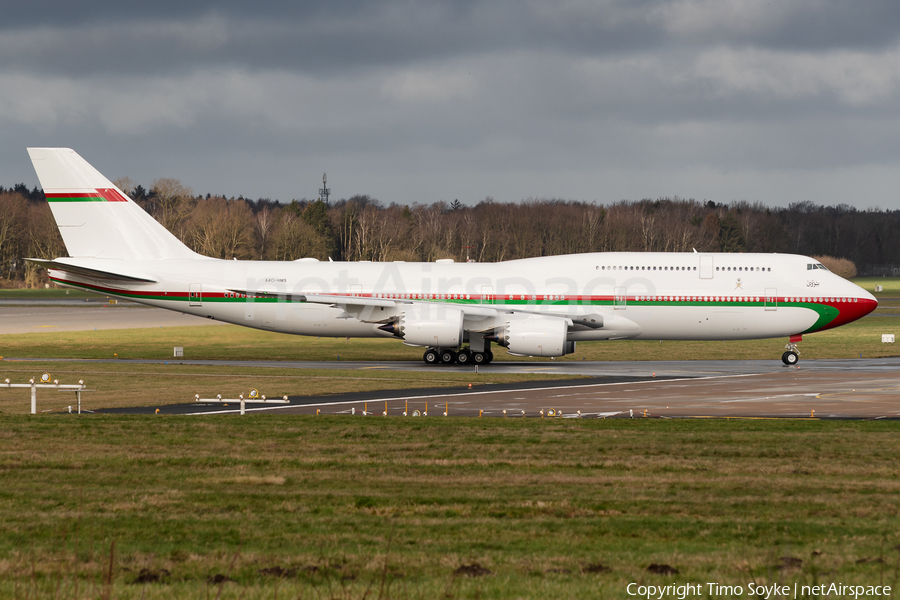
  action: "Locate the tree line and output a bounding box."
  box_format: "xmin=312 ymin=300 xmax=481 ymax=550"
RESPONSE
xmin=1 ymin=178 xmax=898 ymax=287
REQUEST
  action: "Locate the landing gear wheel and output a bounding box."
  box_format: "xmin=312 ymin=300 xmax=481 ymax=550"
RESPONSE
xmin=484 ymin=350 xmax=494 ymax=364
xmin=439 ymin=349 xmax=458 ymax=364
xmin=471 ymin=351 xmax=487 ymax=365
xmin=423 ymin=349 xmax=439 ymax=365
xmin=782 ymin=351 xmax=799 ymax=365
xmin=456 ymin=349 xmax=472 ymax=365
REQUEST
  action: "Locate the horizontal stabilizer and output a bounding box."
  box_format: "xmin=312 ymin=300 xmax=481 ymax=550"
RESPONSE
xmin=26 ymin=258 xmax=157 ymax=283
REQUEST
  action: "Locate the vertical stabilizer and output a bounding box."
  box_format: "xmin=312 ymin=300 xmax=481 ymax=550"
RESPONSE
xmin=27 ymin=148 xmax=198 ymax=260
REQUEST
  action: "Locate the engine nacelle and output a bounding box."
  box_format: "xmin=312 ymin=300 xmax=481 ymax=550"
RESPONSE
xmin=501 ymin=313 xmax=574 ymax=357
xmin=378 ymin=305 xmax=464 ymax=348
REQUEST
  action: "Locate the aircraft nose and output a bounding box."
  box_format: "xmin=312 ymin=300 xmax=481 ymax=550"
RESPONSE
xmin=854 ymin=282 xmax=878 ymax=316
xmin=854 ymin=280 xmax=877 ymax=303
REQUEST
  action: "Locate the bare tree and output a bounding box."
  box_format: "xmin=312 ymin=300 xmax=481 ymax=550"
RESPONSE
xmin=0 ymin=193 xmax=27 ymax=279
xmin=269 ymin=212 xmax=331 ymax=261
xmin=185 ymin=197 xmax=255 ymax=259
xmin=254 ymin=205 xmax=277 ymax=259
xmin=149 ymin=178 xmax=195 ymax=241
xmin=24 ymin=202 xmax=66 ymax=287
xmin=112 ymin=176 xmax=137 ymax=197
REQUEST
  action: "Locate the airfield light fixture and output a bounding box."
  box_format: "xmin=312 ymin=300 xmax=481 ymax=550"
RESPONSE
xmin=4 ymin=379 xmax=9 ymax=384
xmin=41 ymin=373 xmax=50 ymax=382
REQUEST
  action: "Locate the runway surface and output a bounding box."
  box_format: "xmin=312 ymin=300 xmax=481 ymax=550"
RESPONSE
xmin=5 ymin=304 xmax=899 ymax=419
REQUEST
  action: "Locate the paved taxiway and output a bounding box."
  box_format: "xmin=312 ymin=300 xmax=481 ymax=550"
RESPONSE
xmin=4 ymin=304 xmax=899 ymax=418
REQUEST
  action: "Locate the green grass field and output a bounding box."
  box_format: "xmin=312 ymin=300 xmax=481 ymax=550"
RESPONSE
xmin=1 ymin=417 xmax=898 ymax=599
xmin=0 ymin=288 xmax=100 ymax=300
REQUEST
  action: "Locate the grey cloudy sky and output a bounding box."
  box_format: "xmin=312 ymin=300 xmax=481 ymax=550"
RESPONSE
xmin=4 ymin=0 xmax=900 ymax=209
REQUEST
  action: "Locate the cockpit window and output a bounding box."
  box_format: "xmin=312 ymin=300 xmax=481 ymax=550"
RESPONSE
xmin=807 ymin=263 xmax=828 ymax=270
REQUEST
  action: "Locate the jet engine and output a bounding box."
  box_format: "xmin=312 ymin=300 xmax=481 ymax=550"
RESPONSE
xmin=494 ymin=313 xmax=574 ymax=357
xmin=377 ymin=305 xmax=464 ymax=348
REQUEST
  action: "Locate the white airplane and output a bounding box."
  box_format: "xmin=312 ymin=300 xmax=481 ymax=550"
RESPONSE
xmin=27 ymin=148 xmax=877 ymax=366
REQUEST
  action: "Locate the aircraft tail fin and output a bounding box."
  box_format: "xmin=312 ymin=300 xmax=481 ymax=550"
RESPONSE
xmin=27 ymin=148 xmax=198 ymax=260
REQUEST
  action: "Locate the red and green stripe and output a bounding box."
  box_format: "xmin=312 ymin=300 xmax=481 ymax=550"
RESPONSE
xmin=46 ymin=188 xmax=128 ymax=202
xmin=48 ymin=275 xmax=876 ymax=334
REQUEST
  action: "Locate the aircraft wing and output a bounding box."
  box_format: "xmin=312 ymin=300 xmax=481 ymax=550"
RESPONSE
xmin=25 ymin=258 xmax=158 ymax=283
xmin=229 ymin=290 xmax=398 ymax=308
xmin=231 ymin=289 xmax=499 ymax=317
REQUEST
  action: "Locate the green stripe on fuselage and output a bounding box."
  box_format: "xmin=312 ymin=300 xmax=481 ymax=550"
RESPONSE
xmin=46 ymin=196 xmax=105 ymax=202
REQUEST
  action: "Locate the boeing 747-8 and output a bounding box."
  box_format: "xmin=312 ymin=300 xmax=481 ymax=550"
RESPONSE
xmin=27 ymin=148 xmax=877 ymax=366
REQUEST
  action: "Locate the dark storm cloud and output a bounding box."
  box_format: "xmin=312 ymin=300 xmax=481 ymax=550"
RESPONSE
xmin=5 ymin=0 xmax=900 ymax=78
xmin=4 ymin=0 xmax=900 ymax=208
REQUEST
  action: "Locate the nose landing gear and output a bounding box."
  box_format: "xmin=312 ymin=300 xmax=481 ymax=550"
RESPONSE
xmin=782 ymin=341 xmax=800 ymax=365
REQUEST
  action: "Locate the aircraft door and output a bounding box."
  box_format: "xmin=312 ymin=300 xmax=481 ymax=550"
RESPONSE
xmin=699 ymin=255 xmax=714 ymax=279
xmin=481 ymin=285 xmax=493 ymax=305
xmin=189 ymin=284 xmax=202 ymax=307
xmin=765 ymin=288 xmax=777 ymax=311
xmin=614 ymin=286 xmax=627 ymax=310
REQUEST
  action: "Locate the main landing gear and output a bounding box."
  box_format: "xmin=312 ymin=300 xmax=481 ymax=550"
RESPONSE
xmin=781 ymin=342 xmax=800 ymax=365
xmin=423 ymin=347 xmax=493 ymax=365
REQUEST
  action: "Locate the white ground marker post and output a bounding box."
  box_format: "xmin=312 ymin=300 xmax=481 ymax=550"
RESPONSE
xmin=3 ymin=376 xmax=89 ymax=415
xmin=194 ymin=390 xmax=289 ymax=415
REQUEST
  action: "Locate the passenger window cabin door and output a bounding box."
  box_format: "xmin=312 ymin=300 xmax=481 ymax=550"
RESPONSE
xmin=765 ymin=288 xmax=777 ymax=311
xmin=189 ymin=283 xmax=202 ymax=307
xmin=699 ymin=255 xmax=714 ymax=279
xmin=614 ymin=286 xmax=627 ymax=310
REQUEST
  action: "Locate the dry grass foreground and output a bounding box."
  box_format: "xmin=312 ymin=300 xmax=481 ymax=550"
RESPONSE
xmin=1 ymin=416 xmax=899 ymax=599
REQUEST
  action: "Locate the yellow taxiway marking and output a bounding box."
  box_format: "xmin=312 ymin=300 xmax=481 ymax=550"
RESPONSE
xmin=360 ymin=366 xmax=390 ymax=370
xmin=35 ymin=325 xmax=58 ymax=328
